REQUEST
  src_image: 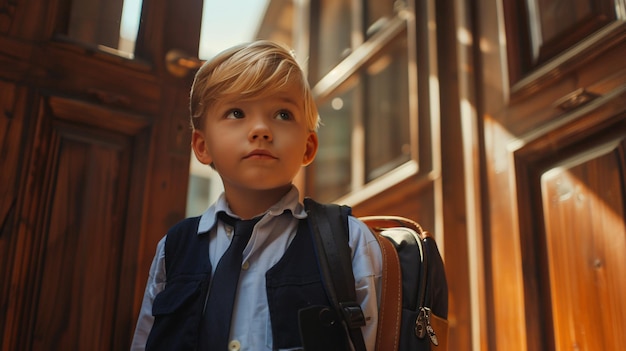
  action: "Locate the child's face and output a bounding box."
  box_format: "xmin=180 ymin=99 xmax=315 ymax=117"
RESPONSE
xmin=192 ymin=80 xmax=318 ymax=194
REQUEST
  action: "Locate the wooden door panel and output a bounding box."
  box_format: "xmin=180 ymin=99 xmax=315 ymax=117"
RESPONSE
xmin=541 ymin=141 xmax=626 ymax=351
xmin=1 ymin=0 xmax=201 ymax=348
xmin=471 ymin=0 xmax=626 ymax=348
xmin=0 ymin=81 xmax=21 ymax=236
xmin=0 ymin=81 xmax=24 ymax=342
xmin=31 ymin=124 xmax=130 ymax=350
xmin=514 ymin=108 xmax=626 ymax=351
xmin=3 ymin=94 xmax=150 ymax=350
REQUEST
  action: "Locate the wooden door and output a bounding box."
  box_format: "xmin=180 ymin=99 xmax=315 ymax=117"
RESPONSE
xmin=0 ymin=0 xmax=201 ymax=349
xmin=470 ymin=0 xmax=626 ymax=349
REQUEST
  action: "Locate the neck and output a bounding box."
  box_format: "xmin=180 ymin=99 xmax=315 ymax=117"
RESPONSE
xmin=223 ymin=185 xmax=293 ymax=219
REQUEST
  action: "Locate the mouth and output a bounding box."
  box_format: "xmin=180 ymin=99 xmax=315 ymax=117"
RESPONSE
xmin=244 ymin=149 xmax=277 ymax=160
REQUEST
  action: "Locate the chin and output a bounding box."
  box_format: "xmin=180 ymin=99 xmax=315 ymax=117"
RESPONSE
xmin=250 ymin=183 xmax=293 ymax=192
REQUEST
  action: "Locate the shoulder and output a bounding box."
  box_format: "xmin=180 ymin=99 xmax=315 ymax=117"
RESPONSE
xmin=301 ymin=197 xmax=379 ymax=253
xmin=347 ymin=215 xmax=372 ymax=236
xmin=347 ymin=215 xmax=383 ymax=280
xmin=346 ymin=215 xmax=379 ymax=251
xmin=164 ymin=216 xmax=203 ymax=256
xmin=166 ymin=216 xmax=202 ymax=237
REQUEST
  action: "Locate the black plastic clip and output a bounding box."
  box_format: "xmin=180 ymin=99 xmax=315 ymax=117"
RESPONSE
xmin=339 ymin=301 xmax=366 ymax=329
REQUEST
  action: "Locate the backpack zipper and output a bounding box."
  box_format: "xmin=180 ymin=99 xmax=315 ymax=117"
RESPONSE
xmin=415 ymin=306 xmax=439 ymax=346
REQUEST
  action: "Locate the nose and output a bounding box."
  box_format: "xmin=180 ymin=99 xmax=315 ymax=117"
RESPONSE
xmin=248 ymin=116 xmax=273 ymax=142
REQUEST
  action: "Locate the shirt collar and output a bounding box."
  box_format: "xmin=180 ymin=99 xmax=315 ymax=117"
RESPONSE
xmin=196 ymin=185 xmax=308 ymax=235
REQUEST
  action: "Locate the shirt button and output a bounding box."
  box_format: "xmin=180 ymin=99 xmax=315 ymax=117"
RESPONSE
xmin=225 ymin=226 xmax=233 ymax=238
xmin=242 ymin=261 xmax=250 ymax=270
xmin=228 ymin=340 xmax=241 ymax=351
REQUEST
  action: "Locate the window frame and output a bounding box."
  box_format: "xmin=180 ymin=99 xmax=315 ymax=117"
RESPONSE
xmin=303 ymin=0 xmax=421 ymax=203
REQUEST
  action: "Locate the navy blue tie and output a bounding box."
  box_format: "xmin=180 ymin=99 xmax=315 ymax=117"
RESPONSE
xmin=199 ymin=212 xmax=261 ymax=350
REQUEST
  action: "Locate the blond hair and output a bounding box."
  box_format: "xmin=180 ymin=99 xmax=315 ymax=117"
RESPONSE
xmin=190 ymin=40 xmax=319 ymax=131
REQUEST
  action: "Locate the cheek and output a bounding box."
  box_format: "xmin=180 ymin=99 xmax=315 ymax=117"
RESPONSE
xmin=206 ymin=128 xmax=232 ymax=151
xmin=285 ymin=135 xmax=311 ymax=163
xmin=280 ymin=129 xmax=306 ymax=147
xmin=205 ymin=130 xmax=244 ymax=164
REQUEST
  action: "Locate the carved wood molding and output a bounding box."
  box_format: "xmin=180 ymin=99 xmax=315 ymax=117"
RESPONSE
xmin=48 ymin=96 xmax=151 ymax=135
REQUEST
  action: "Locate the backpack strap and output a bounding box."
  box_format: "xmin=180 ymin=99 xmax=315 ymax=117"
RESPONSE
xmin=304 ymin=198 xmax=367 ymax=351
xmin=369 ymin=227 xmax=402 ymax=351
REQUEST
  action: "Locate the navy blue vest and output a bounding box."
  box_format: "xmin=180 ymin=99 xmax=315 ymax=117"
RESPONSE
xmin=145 ymin=216 xmax=348 ymax=351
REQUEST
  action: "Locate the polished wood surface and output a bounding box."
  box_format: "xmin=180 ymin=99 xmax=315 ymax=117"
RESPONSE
xmin=476 ymin=0 xmax=626 ymax=349
xmin=0 ymin=0 xmax=201 ymax=349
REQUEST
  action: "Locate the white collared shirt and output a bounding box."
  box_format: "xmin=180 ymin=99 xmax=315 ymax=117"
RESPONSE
xmin=131 ymin=187 xmax=383 ymax=351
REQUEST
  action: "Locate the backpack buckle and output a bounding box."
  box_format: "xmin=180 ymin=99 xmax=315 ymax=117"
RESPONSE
xmin=339 ymin=302 xmax=366 ymax=329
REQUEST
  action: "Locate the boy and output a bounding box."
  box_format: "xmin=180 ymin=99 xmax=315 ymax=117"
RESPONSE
xmin=131 ymin=40 xmax=382 ymax=351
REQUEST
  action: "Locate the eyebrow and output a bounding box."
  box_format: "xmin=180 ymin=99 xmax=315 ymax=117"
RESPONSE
xmin=274 ymin=95 xmax=303 ymax=109
xmin=218 ymin=90 xmax=304 ymax=111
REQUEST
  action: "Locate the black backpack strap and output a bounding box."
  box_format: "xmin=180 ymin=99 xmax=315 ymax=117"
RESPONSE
xmin=304 ymin=198 xmax=367 ymax=351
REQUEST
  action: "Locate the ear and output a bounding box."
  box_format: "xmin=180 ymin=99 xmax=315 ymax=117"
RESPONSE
xmin=302 ymin=132 xmax=318 ymax=166
xmin=191 ymin=129 xmax=213 ymax=165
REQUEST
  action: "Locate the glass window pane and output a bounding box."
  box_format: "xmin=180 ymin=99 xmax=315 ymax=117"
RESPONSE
xmin=313 ymin=86 xmax=356 ymax=202
xmin=198 ymin=0 xmax=269 ymax=60
xmin=312 ymin=0 xmax=352 ymax=83
xmin=531 ymin=0 xmax=593 ymax=43
xmin=67 ymin=0 xmax=143 ymax=58
xmin=364 ymin=35 xmax=410 ymax=181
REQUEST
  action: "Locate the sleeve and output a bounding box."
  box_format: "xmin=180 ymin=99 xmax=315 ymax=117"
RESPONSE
xmin=347 ymin=216 xmax=383 ymax=351
xmin=130 ymin=236 xmax=167 ymax=351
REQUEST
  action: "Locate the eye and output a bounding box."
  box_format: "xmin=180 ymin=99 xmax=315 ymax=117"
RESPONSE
xmin=275 ymin=110 xmax=293 ymax=121
xmin=226 ymin=109 xmax=244 ymax=119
